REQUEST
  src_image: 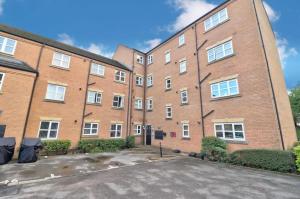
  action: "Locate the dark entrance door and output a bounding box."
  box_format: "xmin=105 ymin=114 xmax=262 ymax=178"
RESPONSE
xmin=0 ymin=125 xmax=6 ymax=137
xmin=146 ymin=125 xmax=152 ymax=145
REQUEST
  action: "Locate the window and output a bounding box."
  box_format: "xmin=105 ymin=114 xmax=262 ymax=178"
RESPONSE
xmin=137 ymin=55 xmax=144 ymax=64
xmin=179 ymin=59 xmax=187 ymax=74
xmin=87 ymin=91 xmax=102 ymax=104
xmin=112 ymin=95 xmax=124 ymax=108
xmin=136 ymin=76 xmax=144 ymax=86
xmin=45 ymin=84 xmax=66 ymax=101
xmin=207 ymin=40 xmax=233 ymax=63
xmin=134 ymin=124 xmax=142 ymax=135
xmin=0 ymin=36 xmax=17 ymax=55
xmin=165 ymin=105 xmax=172 ymax=119
xmin=180 ymin=90 xmax=188 ymax=104
xmin=0 ymin=72 xmax=5 ymax=91
xmin=165 ymin=78 xmax=171 ymax=90
xmin=90 ymin=63 xmax=105 ymax=76
xmin=182 ymin=123 xmax=190 ymax=138
xmin=211 ymin=79 xmax=239 ymax=98
xmin=38 ymin=121 xmax=59 ymax=140
xmin=135 ymin=98 xmax=143 ymax=110
xmin=214 ymin=123 xmax=245 ymax=141
xmin=52 ymin=52 xmax=71 ymax=68
xmin=147 ymin=75 xmax=153 ymax=87
xmin=165 ymin=51 xmax=171 ymax=64
xmin=204 ymin=8 xmax=228 ymax=31
xmin=115 ymin=71 xmax=126 ymax=83
xmin=147 ymin=55 xmax=153 ymax=65
xmin=178 ymin=34 xmax=185 ymax=46
xmin=110 ymin=124 xmax=122 ymax=138
xmin=83 ymin=123 xmax=99 ymax=135
xmin=146 ymin=98 xmax=153 ymax=111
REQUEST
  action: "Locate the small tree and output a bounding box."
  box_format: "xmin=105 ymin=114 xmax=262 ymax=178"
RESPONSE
xmin=289 ymin=87 xmax=300 ymax=126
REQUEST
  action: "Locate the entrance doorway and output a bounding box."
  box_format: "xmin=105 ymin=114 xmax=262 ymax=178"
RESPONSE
xmin=146 ymin=125 xmax=152 ymax=145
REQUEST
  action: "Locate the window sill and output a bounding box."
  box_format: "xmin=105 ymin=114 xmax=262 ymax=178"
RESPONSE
xmin=165 ymin=118 xmax=172 ymax=120
xmin=204 ymin=18 xmax=230 ymax=34
xmin=136 ymin=85 xmax=144 ymax=87
xmin=180 ymin=103 xmax=189 ymax=106
xmin=90 ymin=73 xmax=105 ymax=78
xmin=49 ymin=65 xmax=70 ymax=71
xmin=178 ymin=43 xmax=186 ymax=48
xmin=179 ymin=71 xmax=187 ymax=75
xmin=207 ymin=54 xmax=235 ymax=65
xmin=134 ymin=134 xmax=142 ymax=136
xmin=211 ymin=94 xmax=241 ymax=102
xmin=112 ymin=107 xmax=124 ymax=110
xmin=82 ymin=134 xmax=98 ymax=138
xmin=165 ymin=61 xmax=171 ymax=65
xmin=86 ymin=103 xmax=102 ymax=106
xmin=135 ymin=109 xmax=143 ymax=111
xmin=182 ymin=137 xmax=191 ymax=140
xmin=225 ymin=140 xmax=248 ymax=145
xmin=0 ymin=52 xmax=14 ymax=57
xmin=147 ymin=85 xmax=153 ymax=88
xmin=44 ymin=99 xmax=65 ymax=104
xmin=147 ymin=109 xmax=153 ymax=112
xmin=165 ymin=88 xmax=172 ymax=92
xmin=114 ymin=80 xmax=126 ymax=85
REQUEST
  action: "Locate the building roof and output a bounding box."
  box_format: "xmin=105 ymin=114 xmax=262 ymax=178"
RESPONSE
xmin=0 ymin=24 xmax=130 ymax=71
xmin=0 ymin=55 xmax=38 ymax=74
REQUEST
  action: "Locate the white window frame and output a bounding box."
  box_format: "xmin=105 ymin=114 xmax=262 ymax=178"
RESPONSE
xmin=180 ymin=90 xmax=188 ymax=104
xmin=147 ymin=55 xmax=153 ymax=65
xmin=165 ymin=78 xmax=172 ymax=90
xmin=0 ymin=36 xmax=17 ymax=55
xmin=45 ymin=83 xmax=66 ymax=101
xmin=52 ymin=52 xmax=71 ymax=68
xmin=134 ymin=124 xmax=142 ymax=135
xmin=165 ymin=50 xmax=171 ymax=64
xmin=182 ymin=123 xmax=190 ymax=138
xmin=136 ymin=75 xmax=144 ymax=86
xmin=115 ymin=70 xmax=126 ymax=83
xmin=165 ymin=105 xmax=172 ymax=119
xmin=211 ymin=78 xmax=239 ymax=98
xmin=207 ymin=40 xmax=233 ymax=63
xmin=0 ymin=72 xmax=5 ymax=91
xmin=135 ymin=98 xmax=143 ymax=110
xmin=178 ymin=34 xmax=185 ymax=46
xmin=112 ymin=95 xmax=124 ymax=108
xmin=137 ymin=55 xmax=144 ymax=64
xmin=90 ymin=63 xmax=105 ymax=77
xmin=87 ymin=90 xmax=102 ymax=104
xmin=179 ymin=59 xmax=187 ymax=74
xmin=214 ymin=123 xmax=245 ymax=141
xmin=38 ymin=121 xmax=60 ymax=140
xmin=147 ymin=75 xmax=153 ymax=87
xmin=146 ymin=98 xmax=153 ymax=111
xmin=83 ymin=122 xmax=99 ymax=135
xmin=110 ymin=124 xmax=122 ymax=138
xmin=204 ymin=8 xmax=228 ymax=31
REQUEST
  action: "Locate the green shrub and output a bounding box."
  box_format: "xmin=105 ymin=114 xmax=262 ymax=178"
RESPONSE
xmin=294 ymin=146 xmax=300 ymax=172
xmin=78 ymin=139 xmax=125 ymax=153
xmin=124 ymin=136 xmax=135 ymax=149
xmin=229 ymin=149 xmax=296 ymax=173
xmin=297 ymin=127 xmax=300 ymax=141
xmin=201 ymin=137 xmax=227 ymax=162
xmin=42 ymin=140 xmax=71 ymax=155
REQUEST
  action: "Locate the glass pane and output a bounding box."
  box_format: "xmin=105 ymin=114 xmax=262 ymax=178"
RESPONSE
xmin=84 ymin=129 xmax=90 ymax=135
xmin=49 ymin=131 xmax=57 ymax=138
xmin=216 ymin=131 xmax=223 ymax=138
xmin=51 ymin=122 xmax=58 ymax=130
xmin=85 ymin=123 xmax=91 ymax=128
xmin=215 ymin=125 xmax=222 ymax=131
xmin=117 ymin=131 xmax=121 ymax=137
xmin=230 ymin=87 xmax=238 ymax=95
xmin=224 ymin=124 xmax=233 ymax=131
xmin=111 ymin=125 xmax=116 ymax=131
xmin=92 ymin=124 xmax=98 ymax=129
xmin=220 ymin=82 xmax=227 ymax=90
xmin=39 ymin=130 xmax=48 ymax=138
xmin=235 ymin=132 xmax=244 ymax=139
xmin=4 ymin=46 xmax=13 ymax=54
xmin=220 ymin=89 xmax=228 ymax=96
xmin=92 ymin=129 xmax=97 ymax=134
xmin=225 ymin=131 xmax=234 ymax=139
xmin=40 ymin=122 xmax=49 ymax=130
xmin=215 ymin=46 xmax=224 ymax=59
xmin=110 ymin=131 xmax=115 ymax=137
xmin=234 ymin=124 xmax=243 ymax=131
xmin=229 ymin=80 xmax=237 ymax=87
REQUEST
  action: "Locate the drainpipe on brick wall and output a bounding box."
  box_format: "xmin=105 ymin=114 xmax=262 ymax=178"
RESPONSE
xmin=21 ymin=44 xmax=44 ymax=140
xmin=126 ymin=54 xmax=134 ymax=137
xmin=142 ymin=54 xmax=147 ymax=145
xmin=79 ymin=59 xmax=92 ymax=140
xmin=253 ymin=0 xmax=285 ymax=150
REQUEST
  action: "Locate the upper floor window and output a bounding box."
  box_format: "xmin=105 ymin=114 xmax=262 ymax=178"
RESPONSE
xmin=179 ymin=59 xmax=187 ymax=74
xmin=165 ymin=78 xmax=171 ymax=90
xmin=115 ymin=71 xmax=126 ymax=83
xmin=147 ymin=75 xmax=153 ymax=87
xmin=134 ymin=124 xmax=142 ymax=135
xmin=45 ymin=83 xmax=66 ymax=101
xmin=182 ymin=123 xmax=190 ymax=138
xmin=38 ymin=121 xmax=59 ymax=140
xmin=90 ymin=63 xmax=105 ymax=76
xmin=214 ymin=123 xmax=245 ymax=141
xmin=165 ymin=50 xmax=171 ymax=64
xmin=165 ymin=105 xmax=172 ymax=119
xmin=207 ymin=40 xmax=233 ymax=63
xmin=52 ymin=52 xmax=71 ymax=68
xmin=211 ymin=79 xmax=239 ymax=98
xmin=87 ymin=90 xmax=102 ymax=104
xmin=136 ymin=76 xmax=144 ymax=86
xmin=178 ymin=34 xmax=185 ymax=46
xmin=0 ymin=36 xmax=17 ymax=55
xmin=83 ymin=123 xmax=99 ymax=135
xmin=135 ymin=98 xmax=143 ymax=110
xmin=146 ymin=98 xmax=153 ymax=111
xmin=0 ymin=72 xmax=5 ymax=91
xmin=204 ymin=8 xmax=228 ymax=31
xmin=180 ymin=90 xmax=188 ymax=104
xmin=137 ymin=55 xmax=144 ymax=64
xmin=110 ymin=124 xmax=122 ymax=138
xmin=112 ymin=95 xmax=124 ymax=108
xmin=147 ymin=55 xmax=153 ymax=65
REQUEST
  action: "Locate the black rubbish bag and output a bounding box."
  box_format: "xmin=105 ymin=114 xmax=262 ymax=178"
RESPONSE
xmin=18 ymin=138 xmax=42 ymax=163
xmin=0 ymin=137 xmax=16 ymax=165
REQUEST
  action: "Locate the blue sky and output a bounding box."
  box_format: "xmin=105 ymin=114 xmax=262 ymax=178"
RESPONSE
xmin=0 ymin=0 xmax=299 ymax=89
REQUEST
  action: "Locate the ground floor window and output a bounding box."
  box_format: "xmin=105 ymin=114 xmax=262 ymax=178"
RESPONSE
xmin=182 ymin=123 xmax=189 ymax=138
xmin=134 ymin=124 xmax=142 ymax=135
xmin=38 ymin=121 xmax=59 ymax=139
xmin=214 ymin=123 xmax=245 ymax=141
xmin=110 ymin=124 xmax=122 ymax=138
xmin=83 ymin=123 xmax=99 ymax=135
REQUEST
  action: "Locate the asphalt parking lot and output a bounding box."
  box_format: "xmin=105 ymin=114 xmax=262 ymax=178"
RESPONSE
xmin=1 ymin=155 xmax=300 ymax=199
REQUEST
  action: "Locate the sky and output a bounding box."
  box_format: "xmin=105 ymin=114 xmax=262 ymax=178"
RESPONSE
xmin=0 ymin=0 xmax=299 ymax=89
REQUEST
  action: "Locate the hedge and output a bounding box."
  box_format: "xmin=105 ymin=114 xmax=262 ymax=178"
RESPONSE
xmin=78 ymin=138 xmax=127 ymax=153
xmin=42 ymin=140 xmax=71 ymax=155
xmin=294 ymin=146 xmax=300 ymax=172
xmin=201 ymin=137 xmax=227 ymax=162
xmin=229 ymin=149 xmax=296 ymax=173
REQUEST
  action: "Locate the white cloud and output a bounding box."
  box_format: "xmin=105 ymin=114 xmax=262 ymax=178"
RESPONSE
xmin=276 ymin=33 xmax=298 ymax=68
xmin=166 ymin=0 xmax=216 ymax=32
xmin=57 ymin=33 xmax=75 ymax=46
xmin=0 ymin=0 xmax=5 ymax=15
xmin=140 ymin=38 xmax=162 ymax=52
xmin=263 ymin=1 xmax=280 ymax=22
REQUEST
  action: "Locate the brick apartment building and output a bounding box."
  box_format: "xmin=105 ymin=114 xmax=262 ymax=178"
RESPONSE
xmin=0 ymin=0 xmax=297 ymax=153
